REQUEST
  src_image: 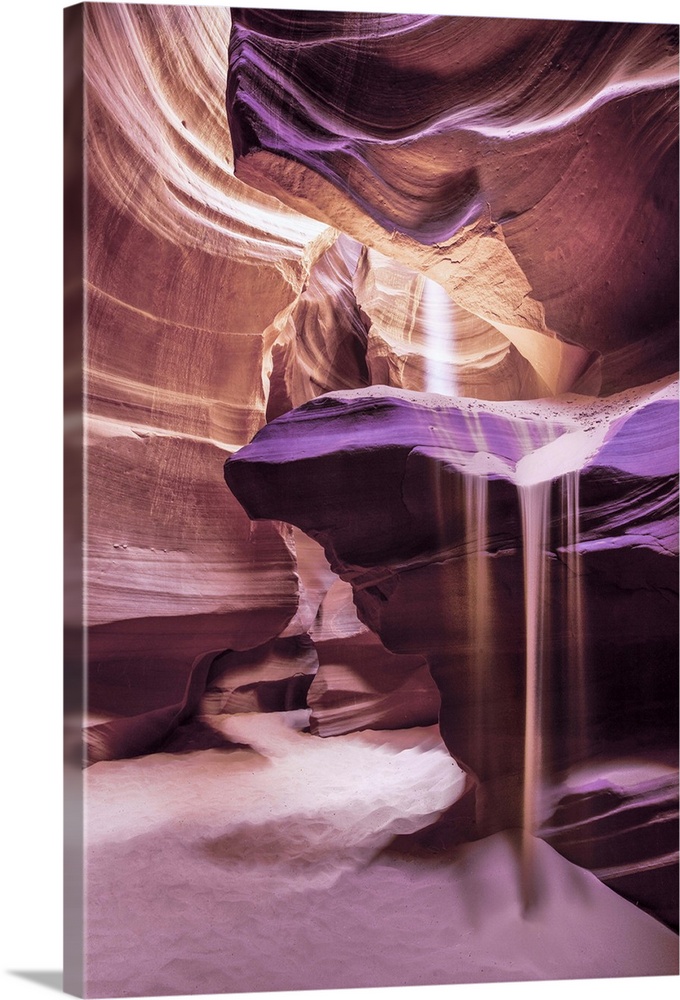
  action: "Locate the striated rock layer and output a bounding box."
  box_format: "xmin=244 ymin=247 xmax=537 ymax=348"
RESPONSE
xmin=222 ymin=8 xmax=678 ymax=929
xmin=228 ymin=10 xmax=678 ymax=395
xmin=225 ymin=386 xmax=677 ymax=638
xmin=224 ymin=381 xmax=679 ymax=858
xmin=81 ymin=4 xmax=338 ymax=707
xmin=76 ymin=5 xmax=679 ymax=977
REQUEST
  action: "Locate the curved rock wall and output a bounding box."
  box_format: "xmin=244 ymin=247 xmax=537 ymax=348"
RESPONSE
xmin=83 ymin=4 xmax=335 ymax=706
xmin=228 ymin=12 xmax=678 ymax=395
xmin=81 ymin=4 xmax=678 ymax=930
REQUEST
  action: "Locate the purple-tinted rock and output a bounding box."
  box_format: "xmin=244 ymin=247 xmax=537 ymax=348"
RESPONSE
xmin=224 ymin=385 xmax=678 ymax=833
xmin=308 ymin=633 xmax=439 ymax=738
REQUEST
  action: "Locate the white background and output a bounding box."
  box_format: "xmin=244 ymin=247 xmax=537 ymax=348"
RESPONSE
xmin=1 ymin=0 xmax=677 ymax=998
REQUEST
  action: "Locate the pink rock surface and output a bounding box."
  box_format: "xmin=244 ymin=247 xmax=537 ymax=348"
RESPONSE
xmin=81 ymin=4 xmax=333 ymax=679
xmin=224 ymin=382 xmax=678 ymax=868
xmin=73 ymin=5 xmax=679 ymax=992
xmin=309 ymin=632 xmax=440 ymax=738
xmin=229 ymin=11 xmax=678 ymax=394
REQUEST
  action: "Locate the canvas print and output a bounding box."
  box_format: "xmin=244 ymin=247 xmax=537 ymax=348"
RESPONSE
xmin=64 ymin=3 xmax=679 ymax=997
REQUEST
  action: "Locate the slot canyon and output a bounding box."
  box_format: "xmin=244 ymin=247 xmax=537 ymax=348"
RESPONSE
xmin=66 ymin=4 xmax=679 ymax=996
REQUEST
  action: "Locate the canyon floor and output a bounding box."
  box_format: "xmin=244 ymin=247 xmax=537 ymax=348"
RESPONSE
xmin=85 ymin=712 xmax=678 ymax=997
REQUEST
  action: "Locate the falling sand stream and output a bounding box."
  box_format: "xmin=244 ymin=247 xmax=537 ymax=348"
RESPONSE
xmin=463 ymin=472 xmax=490 ymax=797
xmin=562 ymin=470 xmax=587 ymax=764
xmin=517 ymin=470 xmax=589 ymax=908
xmin=517 ymin=480 xmax=551 ymax=906
xmin=421 ymin=279 xmax=591 ymax=910
xmin=462 ymin=464 xmax=589 ymax=909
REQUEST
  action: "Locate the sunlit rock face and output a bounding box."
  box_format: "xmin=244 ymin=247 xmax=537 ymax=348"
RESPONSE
xmin=224 ymin=380 xmax=679 ymax=901
xmin=228 ymin=11 xmax=678 ymax=395
xmin=225 ymin=384 xmax=678 ymax=737
xmin=82 ymin=4 xmax=432 ymax=746
xmin=222 ymin=10 xmax=678 ymax=921
xmin=82 ymin=3 xmax=336 ymax=698
xmin=80 ymin=2 xmax=678 ymax=944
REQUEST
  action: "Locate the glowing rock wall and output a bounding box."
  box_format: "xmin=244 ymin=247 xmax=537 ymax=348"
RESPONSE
xmin=77 ymin=3 xmax=679 ymax=961
xmin=223 ymin=7 xmax=679 ymax=924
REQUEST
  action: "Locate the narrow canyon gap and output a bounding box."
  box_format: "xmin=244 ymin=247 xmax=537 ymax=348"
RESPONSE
xmin=72 ymin=6 xmax=680 ymax=996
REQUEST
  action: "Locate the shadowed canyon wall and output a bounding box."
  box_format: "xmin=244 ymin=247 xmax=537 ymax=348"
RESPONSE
xmin=78 ymin=4 xmax=679 ymax=931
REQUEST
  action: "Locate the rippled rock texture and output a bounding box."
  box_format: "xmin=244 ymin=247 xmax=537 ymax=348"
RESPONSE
xmin=80 ymin=3 xmax=333 ymax=708
xmin=224 ymin=383 xmax=678 ymax=814
xmin=229 ymin=10 xmax=678 ymax=395
xmin=224 ymin=6 xmax=678 ymax=931
xmin=75 ymin=4 xmax=679 ymax=995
